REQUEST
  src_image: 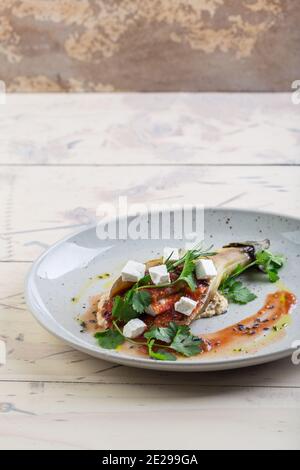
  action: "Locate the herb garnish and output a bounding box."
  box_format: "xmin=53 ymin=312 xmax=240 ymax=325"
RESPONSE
xmin=94 ymin=321 xmax=202 ymax=361
xmin=147 ymin=339 xmax=177 ymax=361
xmin=220 ymin=250 xmax=285 ymax=305
xmin=131 ymin=290 xmax=152 ymax=313
xmin=95 ymin=329 xmax=124 ymax=349
xmin=141 ymin=245 xmax=216 ymax=292
xmin=112 ymin=296 xmax=138 ymax=321
xmin=176 ymin=250 xmax=197 ymax=291
xmin=145 ymin=322 xmax=203 ymax=357
xmin=255 ymin=250 xmax=284 ymax=283
xmin=220 ymin=276 xmax=257 ymax=304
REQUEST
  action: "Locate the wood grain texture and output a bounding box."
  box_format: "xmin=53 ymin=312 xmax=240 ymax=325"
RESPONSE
xmin=1 ymin=382 xmax=300 ymax=449
xmin=0 ymin=164 xmax=300 ymax=261
xmin=0 ymin=93 xmax=300 ymax=450
xmin=0 ymin=94 xmax=299 ymax=165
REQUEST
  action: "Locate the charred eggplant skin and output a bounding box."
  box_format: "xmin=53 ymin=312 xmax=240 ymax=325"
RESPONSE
xmin=223 ymin=239 xmax=270 ymax=261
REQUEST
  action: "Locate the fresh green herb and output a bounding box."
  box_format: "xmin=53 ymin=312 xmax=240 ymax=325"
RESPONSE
xmin=112 ymin=296 xmax=138 ymax=321
xmin=167 ymin=244 xmax=215 ymax=271
xmin=95 ymin=321 xmax=202 ymax=359
xmin=136 ymin=274 xmax=152 ymax=287
xmin=95 ymin=329 xmax=124 ymax=349
xmin=147 ymin=339 xmax=177 ymax=361
xmin=142 ymin=249 xmax=214 ymax=292
xmin=220 ymin=249 xmax=285 ymax=304
xmin=220 ymin=277 xmax=257 ymax=304
xmin=170 ymin=325 xmax=203 ymax=356
xmin=255 ymin=250 xmax=285 ymax=283
xmin=145 ymin=321 xmax=202 ymax=357
xmin=131 ymin=290 xmax=152 ymax=313
xmin=176 ymin=250 xmax=197 ymax=291
xmin=119 ymin=285 xmax=152 ymax=317
xmin=144 ymin=322 xmax=177 ymax=343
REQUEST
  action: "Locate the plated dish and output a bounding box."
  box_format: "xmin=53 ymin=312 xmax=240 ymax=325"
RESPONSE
xmin=26 ymin=208 xmax=299 ymax=371
xmin=83 ymin=239 xmax=295 ymax=362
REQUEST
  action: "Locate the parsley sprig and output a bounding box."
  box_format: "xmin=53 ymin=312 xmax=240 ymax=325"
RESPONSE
xmin=256 ymin=250 xmax=285 ymax=282
xmin=145 ymin=322 xmax=203 ymax=357
xmin=220 ymin=272 xmax=257 ymax=304
xmin=112 ymin=290 xmax=152 ymax=322
xmin=95 ymin=321 xmax=203 ymax=361
xmin=95 ymin=329 xmax=124 ymax=349
xmin=220 ymin=250 xmax=285 ymax=305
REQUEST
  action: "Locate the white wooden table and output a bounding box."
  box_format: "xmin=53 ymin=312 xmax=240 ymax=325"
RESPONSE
xmin=0 ymin=93 xmax=300 ymax=450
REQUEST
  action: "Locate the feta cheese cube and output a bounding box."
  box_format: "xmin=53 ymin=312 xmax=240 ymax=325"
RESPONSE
xmin=149 ymin=264 xmax=170 ymax=285
xmin=123 ymin=318 xmax=147 ymax=339
xmin=121 ymin=260 xmax=146 ymax=282
xmin=174 ymin=296 xmax=197 ymax=316
xmin=163 ymin=247 xmax=180 ymax=263
xmin=195 ymin=258 xmax=217 ymax=280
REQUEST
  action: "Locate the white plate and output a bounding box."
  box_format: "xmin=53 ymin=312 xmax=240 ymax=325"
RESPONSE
xmin=25 ymin=208 xmax=300 ymax=371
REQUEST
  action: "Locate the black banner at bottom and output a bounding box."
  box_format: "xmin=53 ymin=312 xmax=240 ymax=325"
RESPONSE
xmin=1 ymin=450 xmax=205 ymax=465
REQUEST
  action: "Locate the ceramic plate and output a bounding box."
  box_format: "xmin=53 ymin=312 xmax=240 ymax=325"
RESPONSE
xmin=25 ymin=208 xmax=300 ymax=371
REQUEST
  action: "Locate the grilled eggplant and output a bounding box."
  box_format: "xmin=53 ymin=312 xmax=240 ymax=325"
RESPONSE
xmin=97 ymin=239 xmax=270 ymax=329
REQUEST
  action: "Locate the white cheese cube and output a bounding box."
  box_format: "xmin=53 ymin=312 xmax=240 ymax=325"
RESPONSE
xmin=121 ymin=260 xmax=146 ymax=282
xmin=149 ymin=264 xmax=170 ymax=285
xmin=163 ymin=247 xmax=180 ymax=263
xmin=174 ymin=296 xmax=197 ymax=316
xmin=195 ymin=258 xmax=217 ymax=280
xmin=123 ymin=318 xmax=147 ymax=339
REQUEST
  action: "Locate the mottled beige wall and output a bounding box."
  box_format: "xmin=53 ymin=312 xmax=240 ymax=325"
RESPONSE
xmin=0 ymin=0 xmax=299 ymax=92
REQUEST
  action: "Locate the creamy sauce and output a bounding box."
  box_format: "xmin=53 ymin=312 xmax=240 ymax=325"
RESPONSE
xmin=81 ymin=290 xmax=296 ymax=360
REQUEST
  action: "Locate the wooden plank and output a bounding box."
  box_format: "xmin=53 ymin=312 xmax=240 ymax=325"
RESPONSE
xmin=0 ymin=165 xmax=299 ymax=261
xmin=0 ymin=381 xmax=299 ymax=449
xmin=0 ymin=94 xmax=299 ymax=165
xmin=1 ymin=262 xmax=300 ymax=387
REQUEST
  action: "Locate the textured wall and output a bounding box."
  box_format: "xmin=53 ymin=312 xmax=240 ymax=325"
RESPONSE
xmin=0 ymin=0 xmax=299 ymax=92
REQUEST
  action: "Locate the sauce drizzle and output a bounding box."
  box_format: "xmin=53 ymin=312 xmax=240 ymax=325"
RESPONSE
xmin=198 ymin=290 xmax=296 ymax=357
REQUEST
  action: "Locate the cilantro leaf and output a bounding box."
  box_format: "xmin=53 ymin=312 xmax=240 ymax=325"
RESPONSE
xmin=177 ymin=251 xmax=197 ymax=291
xmin=145 ymin=322 xmax=202 ymax=357
xmin=170 ymin=325 xmax=202 ymax=356
xmin=112 ymin=296 xmax=138 ymax=321
xmin=255 ymin=250 xmax=284 ymax=283
xmin=220 ymin=277 xmax=257 ymax=304
xmin=144 ymin=322 xmax=177 ymax=344
xmin=95 ymin=329 xmax=124 ymax=349
xmin=131 ymin=290 xmax=151 ymax=313
xmin=148 ymin=339 xmax=177 ymax=361
xmin=267 ymin=269 xmax=280 ymax=283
